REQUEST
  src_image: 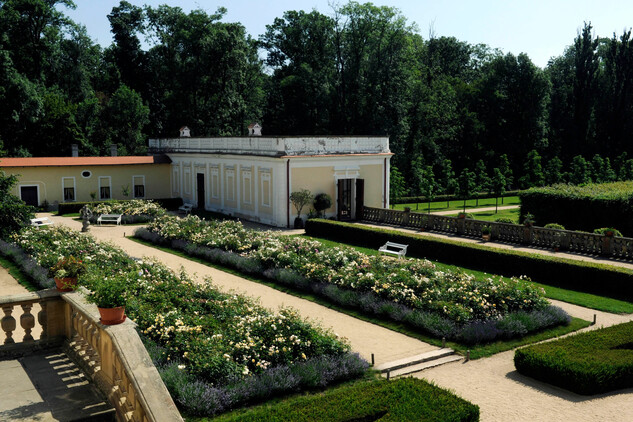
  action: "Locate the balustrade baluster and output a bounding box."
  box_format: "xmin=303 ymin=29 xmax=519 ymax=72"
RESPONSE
xmin=20 ymin=303 xmax=35 ymax=342
xmin=38 ymin=301 xmax=47 ymax=340
xmin=1 ymin=305 xmax=16 ymax=344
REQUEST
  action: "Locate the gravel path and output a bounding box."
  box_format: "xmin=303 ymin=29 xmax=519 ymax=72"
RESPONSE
xmin=37 ymin=214 xmax=438 ymax=366
xmin=16 ymin=213 xmax=633 ymax=421
xmin=418 ymin=298 xmax=633 ymax=422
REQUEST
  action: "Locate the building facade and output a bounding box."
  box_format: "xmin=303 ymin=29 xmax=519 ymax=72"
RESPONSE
xmin=0 ymin=156 xmax=172 ymax=207
xmin=149 ymin=136 xmax=391 ymax=227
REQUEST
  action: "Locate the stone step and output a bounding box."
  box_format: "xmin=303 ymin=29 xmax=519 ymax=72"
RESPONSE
xmin=374 ymin=348 xmax=456 ymax=373
xmin=386 ymin=355 xmax=464 ymax=378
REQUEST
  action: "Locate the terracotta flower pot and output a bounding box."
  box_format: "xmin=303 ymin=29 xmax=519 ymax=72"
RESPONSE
xmin=98 ymin=306 xmax=126 ymax=325
xmin=482 ymin=234 xmax=491 ymax=241
xmin=54 ymin=277 xmax=78 ymax=292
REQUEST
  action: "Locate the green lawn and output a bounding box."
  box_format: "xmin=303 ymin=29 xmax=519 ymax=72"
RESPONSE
xmin=393 ymin=195 xmax=520 ymax=213
xmin=130 ymin=235 xmax=591 ymax=360
xmin=445 ymin=207 xmax=520 ymax=223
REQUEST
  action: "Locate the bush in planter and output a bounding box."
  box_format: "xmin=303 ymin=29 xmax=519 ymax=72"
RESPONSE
xmin=481 ymin=225 xmax=491 ymax=235
xmin=313 ymin=193 xmax=332 ymax=218
xmin=83 ymin=271 xmax=130 ymax=308
xmin=544 ymin=223 xmax=565 ymax=230
xmin=593 ymin=227 xmax=622 ymax=237
xmin=48 ymin=255 xmax=86 ymax=280
xmin=290 ymin=189 xmax=313 ymax=228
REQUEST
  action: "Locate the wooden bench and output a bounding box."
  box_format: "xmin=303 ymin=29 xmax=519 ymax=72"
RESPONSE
xmin=178 ymin=203 xmax=193 ymax=215
xmin=30 ymin=217 xmax=54 ymax=227
xmin=378 ymin=241 xmax=408 ymax=259
xmin=97 ymin=214 xmax=122 ymax=225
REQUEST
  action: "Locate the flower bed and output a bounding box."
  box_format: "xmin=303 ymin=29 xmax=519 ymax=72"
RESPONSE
xmin=514 ymin=322 xmax=633 ymax=395
xmin=138 ymin=215 xmax=570 ymax=344
xmin=89 ymin=199 xmax=167 ymax=224
xmin=5 ymin=226 xmax=365 ymax=416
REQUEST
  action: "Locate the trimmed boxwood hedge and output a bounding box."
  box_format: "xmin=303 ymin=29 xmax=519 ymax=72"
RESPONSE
xmin=519 ymin=182 xmax=633 ymax=236
xmin=57 ymin=197 xmax=183 ymax=215
xmin=213 ymin=378 xmax=479 ymax=422
xmin=514 ymin=322 xmax=633 ymax=395
xmin=304 ymin=219 xmax=633 ymax=301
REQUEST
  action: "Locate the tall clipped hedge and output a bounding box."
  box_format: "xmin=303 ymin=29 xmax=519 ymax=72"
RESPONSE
xmin=519 ymin=182 xmax=633 ymax=236
xmin=304 ymin=219 xmax=633 ymax=301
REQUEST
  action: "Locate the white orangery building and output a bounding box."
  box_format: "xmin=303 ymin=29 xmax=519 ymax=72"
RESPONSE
xmin=150 ymin=134 xmax=392 ymax=227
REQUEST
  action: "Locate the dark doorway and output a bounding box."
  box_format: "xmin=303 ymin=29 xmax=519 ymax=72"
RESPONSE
xmin=337 ymin=179 xmax=352 ymax=220
xmin=196 ymin=174 xmax=205 ymax=209
xmin=355 ymin=179 xmax=364 ymax=220
xmin=20 ymin=186 xmax=38 ymax=206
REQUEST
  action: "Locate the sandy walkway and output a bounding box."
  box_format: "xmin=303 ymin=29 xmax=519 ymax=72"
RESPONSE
xmin=431 ymin=204 xmax=520 ymax=216
xmin=37 ymin=214 xmax=438 ymax=366
xmin=28 ymin=214 xmax=633 ymax=421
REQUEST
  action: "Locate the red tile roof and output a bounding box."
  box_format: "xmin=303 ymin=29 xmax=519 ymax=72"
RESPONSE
xmin=0 ymin=155 xmax=171 ymax=167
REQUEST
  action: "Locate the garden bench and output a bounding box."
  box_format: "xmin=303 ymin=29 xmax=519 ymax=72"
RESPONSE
xmin=30 ymin=217 xmax=54 ymax=227
xmin=97 ymin=214 xmax=122 ymax=225
xmin=378 ymin=241 xmax=408 ymax=259
xmin=178 ymin=203 xmax=193 ymax=215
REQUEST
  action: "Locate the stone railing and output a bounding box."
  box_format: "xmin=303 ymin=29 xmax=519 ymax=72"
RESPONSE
xmin=362 ymin=206 xmax=633 ymax=260
xmin=148 ymin=136 xmax=390 ymax=156
xmin=0 ymin=290 xmax=183 ymax=422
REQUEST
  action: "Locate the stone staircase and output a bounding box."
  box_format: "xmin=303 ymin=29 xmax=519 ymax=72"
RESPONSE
xmin=375 ymin=348 xmax=463 ymax=378
xmin=0 ymin=349 xmax=115 ymax=421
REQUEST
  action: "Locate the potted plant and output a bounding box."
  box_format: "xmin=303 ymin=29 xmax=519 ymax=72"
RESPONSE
xmin=85 ymin=272 xmax=130 ymax=325
xmin=481 ymin=225 xmax=491 ymax=241
xmin=313 ymin=193 xmax=332 ymax=218
xmin=523 ymin=213 xmax=535 ymax=227
xmin=289 ymin=189 xmax=313 ymax=228
xmin=48 ymin=256 xmax=86 ymax=292
xmin=594 ymin=227 xmax=621 ymax=237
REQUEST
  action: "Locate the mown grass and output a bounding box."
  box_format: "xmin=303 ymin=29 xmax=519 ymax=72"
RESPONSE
xmin=393 ymin=195 xmax=520 ymax=213
xmin=302 ymin=235 xmax=633 ymax=314
xmin=195 ymin=377 xmax=479 ymax=422
xmin=0 ymin=255 xmax=39 ymax=292
xmin=444 ymin=207 xmax=520 ymax=223
xmin=130 ymin=236 xmax=590 ymax=359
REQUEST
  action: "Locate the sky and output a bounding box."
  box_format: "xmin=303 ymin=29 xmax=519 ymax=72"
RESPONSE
xmin=61 ymin=0 xmax=633 ymax=68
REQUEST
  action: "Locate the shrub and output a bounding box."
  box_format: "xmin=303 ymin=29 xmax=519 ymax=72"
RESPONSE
xmin=544 ymin=223 xmax=565 ymax=230
xmin=213 ymin=378 xmax=479 ymax=422
xmin=515 ymin=322 xmax=633 ymax=395
xmin=495 ymin=217 xmax=516 ymax=224
xmin=304 ymin=219 xmax=633 ymax=301
xmin=520 ymin=181 xmax=633 ymax=236
xmin=593 ymin=227 xmax=623 ymax=237
xmin=313 ymin=193 xmax=332 ymax=217
xmin=0 ymin=170 xmax=35 ymax=239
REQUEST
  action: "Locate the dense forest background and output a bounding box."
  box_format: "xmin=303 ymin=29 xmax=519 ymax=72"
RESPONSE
xmin=2 ymin=0 xmax=633 ymax=197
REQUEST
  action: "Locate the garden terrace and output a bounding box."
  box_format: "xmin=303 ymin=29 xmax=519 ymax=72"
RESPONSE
xmin=362 ymin=206 xmax=633 ymax=261
xmin=4 ymin=225 xmax=365 ymax=417
xmin=0 ymin=289 xmax=182 ymax=422
xmin=137 ymin=215 xmax=570 ymax=345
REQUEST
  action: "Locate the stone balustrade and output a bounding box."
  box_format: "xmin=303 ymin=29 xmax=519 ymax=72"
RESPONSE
xmin=0 ymin=290 xmax=183 ymax=422
xmin=362 ymin=206 xmax=633 ymax=260
xmin=148 ymin=136 xmax=390 ymax=156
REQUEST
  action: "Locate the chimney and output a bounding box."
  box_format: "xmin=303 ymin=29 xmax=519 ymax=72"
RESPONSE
xmin=179 ymin=126 xmax=191 ymax=137
xmin=71 ymin=144 xmax=78 ymax=157
xmin=248 ymin=123 xmax=262 ymax=136
xmin=110 ymin=144 xmax=118 ymax=157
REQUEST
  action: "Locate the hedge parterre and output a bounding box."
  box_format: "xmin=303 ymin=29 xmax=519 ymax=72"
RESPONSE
xmin=141 ymin=215 xmax=569 ymax=342
xmin=514 ymin=321 xmax=633 ymax=395
xmin=8 ymin=226 xmax=364 ymax=416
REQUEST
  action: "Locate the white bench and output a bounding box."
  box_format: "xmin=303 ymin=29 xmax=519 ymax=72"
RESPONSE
xmin=97 ymin=214 xmax=122 ymax=225
xmin=178 ymin=203 xmax=193 ymax=215
xmin=379 ymin=241 xmax=408 ymax=259
xmin=30 ymin=217 xmax=54 ymax=227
